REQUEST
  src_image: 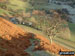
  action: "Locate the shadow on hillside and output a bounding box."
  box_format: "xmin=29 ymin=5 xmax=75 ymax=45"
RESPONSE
xmin=0 ymin=33 xmax=36 ymax=56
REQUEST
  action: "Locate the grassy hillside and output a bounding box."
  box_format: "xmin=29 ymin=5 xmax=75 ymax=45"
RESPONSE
xmin=7 ymin=0 xmax=32 ymax=11
xmin=18 ymin=24 xmax=75 ymax=51
xmin=0 ymin=9 xmax=10 ymax=15
xmin=68 ymin=23 xmax=75 ymax=42
xmin=0 ymin=0 xmax=32 ymax=17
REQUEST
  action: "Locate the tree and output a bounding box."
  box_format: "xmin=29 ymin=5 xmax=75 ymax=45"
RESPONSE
xmin=44 ymin=17 xmax=62 ymax=44
xmin=36 ymin=12 xmax=64 ymax=44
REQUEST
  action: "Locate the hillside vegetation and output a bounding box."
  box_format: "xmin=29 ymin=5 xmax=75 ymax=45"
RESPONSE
xmin=0 ymin=0 xmax=74 ymax=56
xmin=0 ymin=17 xmax=71 ymax=56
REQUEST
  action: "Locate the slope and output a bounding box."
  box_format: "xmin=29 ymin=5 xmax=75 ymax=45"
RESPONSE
xmin=0 ymin=17 xmax=71 ymax=56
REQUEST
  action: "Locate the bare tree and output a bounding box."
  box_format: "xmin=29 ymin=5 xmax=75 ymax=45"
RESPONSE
xmin=36 ymin=13 xmax=64 ymax=44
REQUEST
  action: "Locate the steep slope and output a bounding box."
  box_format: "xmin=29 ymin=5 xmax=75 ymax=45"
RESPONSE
xmin=0 ymin=17 xmax=31 ymax=56
xmin=0 ymin=17 xmax=70 ymax=56
xmin=0 ymin=17 xmax=25 ymax=37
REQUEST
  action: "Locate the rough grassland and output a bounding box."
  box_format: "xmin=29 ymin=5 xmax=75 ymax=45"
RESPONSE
xmin=18 ymin=25 xmax=75 ymax=51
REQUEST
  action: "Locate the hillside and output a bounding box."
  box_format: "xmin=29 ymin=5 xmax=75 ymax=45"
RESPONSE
xmin=0 ymin=17 xmax=30 ymax=56
xmin=0 ymin=17 xmax=71 ymax=56
xmin=0 ymin=0 xmax=74 ymax=56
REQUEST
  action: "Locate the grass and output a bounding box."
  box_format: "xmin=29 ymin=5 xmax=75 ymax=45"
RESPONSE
xmin=0 ymin=9 xmax=10 ymax=16
xmin=7 ymin=0 xmax=32 ymax=12
xmin=17 ymin=24 xmax=47 ymax=37
xmin=33 ymin=3 xmax=62 ymax=10
xmin=54 ymin=23 xmax=75 ymax=51
xmin=17 ymin=24 xmax=75 ymax=51
xmin=54 ymin=37 xmax=75 ymax=51
xmin=68 ymin=23 xmax=75 ymax=42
